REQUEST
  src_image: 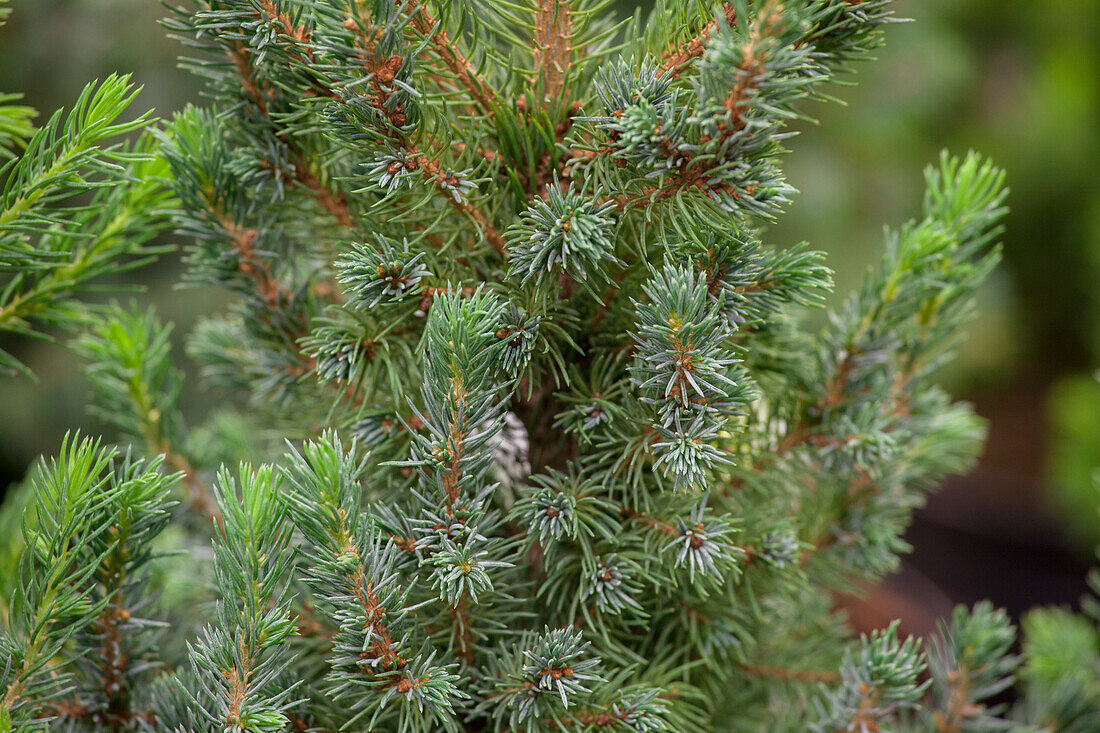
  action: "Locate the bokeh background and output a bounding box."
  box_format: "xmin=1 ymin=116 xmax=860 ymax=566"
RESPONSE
xmin=2 ymin=0 xmax=1099 ymax=634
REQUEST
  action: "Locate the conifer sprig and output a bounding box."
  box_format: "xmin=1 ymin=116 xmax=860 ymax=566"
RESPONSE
xmin=74 ymin=306 xmax=217 ymax=523
xmin=927 ymin=602 xmax=1019 ymax=731
xmin=814 ymin=621 xmax=929 ymax=733
xmin=0 ymin=73 xmax=171 ymax=377
xmin=186 ymin=465 xmax=299 ymax=733
xmin=0 ymin=435 xmax=179 ymax=730
xmin=280 ymin=433 xmax=466 ymax=731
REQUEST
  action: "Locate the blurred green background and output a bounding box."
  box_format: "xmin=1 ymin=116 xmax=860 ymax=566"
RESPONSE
xmin=2 ymin=0 xmax=1099 ymax=620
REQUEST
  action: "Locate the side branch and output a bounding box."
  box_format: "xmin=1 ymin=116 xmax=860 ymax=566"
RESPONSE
xmin=662 ymin=4 xmax=738 ymax=78
xmin=408 ymin=5 xmax=501 ymax=116
xmin=934 ymin=667 xmax=974 ymax=733
xmin=291 ymin=156 xmax=354 ymax=227
xmin=226 ymin=41 xmax=353 ymax=230
xmin=451 ymin=597 xmax=475 ymax=665
xmin=625 ymin=9 xmax=770 ymax=210
xmin=163 ymin=447 xmax=221 ymax=527
xmin=620 ymin=507 xmax=678 ymax=537
xmin=234 ymin=20 xmax=502 ymax=256
xmin=406 ymin=147 xmax=508 ymax=255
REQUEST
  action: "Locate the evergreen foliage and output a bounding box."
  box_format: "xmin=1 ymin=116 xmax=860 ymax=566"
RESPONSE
xmin=0 ymin=1 xmax=174 ymax=377
xmin=2 ymin=0 xmax=1099 ymax=731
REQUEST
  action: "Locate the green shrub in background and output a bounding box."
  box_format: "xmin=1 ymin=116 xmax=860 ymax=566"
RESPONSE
xmin=5 ymin=1 xmax=1100 ymax=731
xmin=1047 ymin=374 xmax=1100 ymax=550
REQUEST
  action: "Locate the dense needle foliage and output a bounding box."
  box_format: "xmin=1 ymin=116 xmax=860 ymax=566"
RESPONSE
xmin=3 ymin=0 xmax=1100 ymax=731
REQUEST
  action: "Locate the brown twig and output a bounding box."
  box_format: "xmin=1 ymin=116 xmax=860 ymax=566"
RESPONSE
xmin=350 ymin=561 xmax=406 ymax=671
xmin=409 ymin=151 xmax=508 ymax=256
xmin=838 ymin=684 xmax=898 ymax=733
xmin=934 ymin=668 xmax=978 ymax=733
xmin=291 ymin=598 xmax=335 ymax=641
xmin=620 ymin=507 xmax=679 ymax=537
xmin=291 ymin=156 xmax=354 ymax=227
xmin=604 ymin=3 xmax=789 ymax=214
xmin=532 ymin=0 xmax=573 ymax=109
xmin=226 ymin=224 xmax=291 ymax=308
xmin=331 ymin=511 xmax=408 ymax=675
xmin=451 ymin=597 xmax=475 ymax=666
xmin=162 ymin=446 xmax=222 ymax=528
xmin=407 ymin=4 xmax=501 ymax=116
xmin=259 ymin=0 xmax=311 ymax=46
xmin=439 ymin=396 xmax=468 ymax=507
xmin=92 ymin=547 xmax=137 ymax=728
xmin=662 ymin=4 xmax=738 ymax=78
xmin=226 ymin=39 xmax=353 ymax=230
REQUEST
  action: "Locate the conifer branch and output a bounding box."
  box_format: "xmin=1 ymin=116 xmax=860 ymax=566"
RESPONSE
xmin=0 ymin=77 xmax=170 ymax=376
xmin=347 ymin=555 xmax=406 ymax=672
xmin=258 ymin=0 xmax=311 ymax=47
xmin=292 ymin=158 xmax=354 ymax=227
xmin=408 ymin=145 xmax=508 ymax=255
xmin=450 ymin=598 xmax=475 ymax=666
xmin=928 ymin=603 xmax=1018 ymax=732
xmin=935 ymin=671 xmax=974 ymax=733
xmin=227 ymin=41 xmax=270 ymax=113
xmin=161 ymin=446 xmax=220 ymax=527
xmin=223 ymin=223 xmax=291 ymax=308
xmin=620 ymin=507 xmax=677 ymax=537
xmin=230 ymin=3 xmax=502 ymax=254
xmin=814 ymin=623 xmax=927 ymax=733
xmin=622 ymin=3 xmax=783 ymax=212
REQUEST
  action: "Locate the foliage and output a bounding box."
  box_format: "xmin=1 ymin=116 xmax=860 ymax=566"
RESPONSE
xmin=1 ymin=1 xmax=1094 ymax=731
xmin=0 ymin=11 xmax=174 ymax=376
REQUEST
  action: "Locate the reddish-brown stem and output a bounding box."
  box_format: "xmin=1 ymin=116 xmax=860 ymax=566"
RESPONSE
xmin=331 ymin=509 xmax=407 ymax=675
xmin=532 ymin=0 xmax=573 ymax=110
xmin=228 ymin=41 xmax=270 ymax=114
xmin=291 ymin=599 xmax=335 ymax=641
xmin=838 ymin=684 xmax=893 ymax=733
xmin=662 ymin=4 xmax=738 ymax=78
xmin=163 ymin=447 xmax=222 ymax=528
xmin=224 ymin=640 xmax=254 ymax=730
xmin=408 ymin=4 xmax=501 ymax=116
xmin=226 ymin=225 xmax=290 ymax=308
xmin=92 ymin=545 xmax=136 ymax=727
xmin=934 ymin=668 xmax=977 ymax=733
xmin=620 ymin=507 xmax=679 ymax=537
xmin=452 ymin=597 xmax=475 ymax=665
xmin=259 ymin=0 xmax=311 ymax=46
xmin=291 ymin=155 xmax=354 ymax=227
xmin=349 ymin=561 xmax=406 ymax=671
xmin=407 ymin=151 xmax=508 ymax=255
xmin=607 ymin=4 xmax=783 ymax=212
xmin=226 ymin=39 xmax=352 ymax=230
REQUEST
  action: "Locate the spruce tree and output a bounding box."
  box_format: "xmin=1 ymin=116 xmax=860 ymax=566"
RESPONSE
xmin=3 ymin=0 xmax=1099 ymax=731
